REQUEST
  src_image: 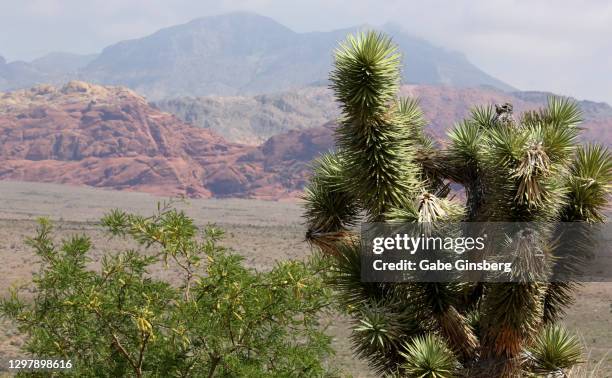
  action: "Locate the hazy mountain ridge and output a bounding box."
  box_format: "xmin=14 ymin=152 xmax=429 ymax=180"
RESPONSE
xmin=154 ymin=87 xmax=338 ymax=144
xmin=31 ymin=52 xmax=98 ymax=74
xmin=157 ymin=85 xmax=612 ymax=145
xmin=0 ymin=12 xmax=514 ymax=99
xmin=0 ymin=52 xmax=95 ymax=90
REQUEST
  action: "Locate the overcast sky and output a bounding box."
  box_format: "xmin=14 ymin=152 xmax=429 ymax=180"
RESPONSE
xmin=1 ymin=0 xmax=610 ymax=104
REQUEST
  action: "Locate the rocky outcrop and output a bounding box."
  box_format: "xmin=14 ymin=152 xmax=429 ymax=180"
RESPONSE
xmin=0 ymin=81 xmax=330 ymax=199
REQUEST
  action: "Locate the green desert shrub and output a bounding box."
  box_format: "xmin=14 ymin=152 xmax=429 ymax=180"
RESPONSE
xmin=1 ymin=204 xmax=336 ymax=377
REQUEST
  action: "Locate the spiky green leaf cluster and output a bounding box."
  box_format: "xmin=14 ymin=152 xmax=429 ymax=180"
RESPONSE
xmin=527 ymin=325 xmax=583 ymax=374
xmin=303 ymin=152 xmax=359 ymax=235
xmin=563 ymin=144 xmax=612 ymax=222
xmin=331 ymin=31 xmax=401 ymax=123
xmin=400 ymin=334 xmax=458 ymax=378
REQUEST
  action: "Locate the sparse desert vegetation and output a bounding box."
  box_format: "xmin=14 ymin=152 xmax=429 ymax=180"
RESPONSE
xmin=0 ymin=181 xmax=610 ymax=376
xmin=0 ymin=181 xmax=369 ymax=376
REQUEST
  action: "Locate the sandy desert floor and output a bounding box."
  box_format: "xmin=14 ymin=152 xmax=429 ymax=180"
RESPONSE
xmin=0 ymin=181 xmax=610 ymax=376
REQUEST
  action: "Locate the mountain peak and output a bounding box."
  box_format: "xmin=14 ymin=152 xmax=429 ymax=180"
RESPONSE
xmin=2 ymin=12 xmax=515 ymax=98
xmin=154 ymin=11 xmax=295 ymax=39
xmin=187 ymin=11 xmax=290 ymax=27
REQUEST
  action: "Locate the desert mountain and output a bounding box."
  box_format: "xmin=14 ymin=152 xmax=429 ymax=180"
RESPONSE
xmin=1 ymin=81 xmax=610 ymax=199
xmin=0 ymin=53 xmax=95 ymax=90
xmin=0 ymin=12 xmax=513 ymax=99
xmin=157 ymin=86 xmax=612 ymax=145
xmin=0 ymin=81 xmax=331 ymax=199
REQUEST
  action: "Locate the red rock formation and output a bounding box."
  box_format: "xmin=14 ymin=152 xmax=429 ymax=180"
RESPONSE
xmin=1 ymin=82 xmax=609 ymax=199
xmin=0 ymin=81 xmax=335 ymax=199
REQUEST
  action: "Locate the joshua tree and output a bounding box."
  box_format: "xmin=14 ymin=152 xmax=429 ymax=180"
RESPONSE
xmin=303 ymin=31 xmax=611 ymax=377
